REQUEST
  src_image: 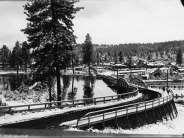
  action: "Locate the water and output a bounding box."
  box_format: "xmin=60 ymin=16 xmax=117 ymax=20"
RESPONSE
xmin=0 ymin=74 xmax=116 ymax=100
xmin=60 ymin=75 xmax=116 ymax=100
xmin=0 ymin=73 xmax=30 ymax=91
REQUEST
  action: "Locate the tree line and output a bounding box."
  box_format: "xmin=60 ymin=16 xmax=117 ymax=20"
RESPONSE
xmin=1 ymin=41 xmax=30 ymax=73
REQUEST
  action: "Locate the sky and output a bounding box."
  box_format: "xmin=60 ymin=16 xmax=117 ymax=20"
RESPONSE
xmin=1 ymin=0 xmax=184 ymax=49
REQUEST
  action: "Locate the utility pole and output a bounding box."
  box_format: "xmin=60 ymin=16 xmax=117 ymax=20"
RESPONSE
xmin=117 ymin=67 xmax=119 ymax=94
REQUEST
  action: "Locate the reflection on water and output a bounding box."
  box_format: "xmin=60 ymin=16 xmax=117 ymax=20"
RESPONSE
xmin=0 ymin=74 xmax=30 ymax=91
xmin=0 ymin=74 xmax=116 ymax=100
xmin=83 ymin=76 xmax=94 ymax=104
xmin=61 ymin=75 xmax=116 ymax=100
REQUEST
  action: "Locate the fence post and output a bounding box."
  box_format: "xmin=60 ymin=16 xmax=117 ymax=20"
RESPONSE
xmin=136 ymin=104 xmax=140 ymax=126
xmin=45 ymin=104 xmax=47 ymax=109
xmin=144 ymin=102 xmax=148 ymax=124
xmin=88 ymin=114 xmax=90 ymax=129
xmin=115 ymin=109 xmax=117 ymax=127
xmin=84 ymin=100 xmax=85 ymax=106
xmin=163 ymin=98 xmax=168 ymax=120
xmin=104 ymin=97 xmax=105 ymax=103
xmin=126 ymin=108 xmax=130 ymax=128
xmin=152 ymin=101 xmax=156 ymax=123
xmin=94 ymin=99 xmax=96 ymax=105
xmin=103 ymin=111 xmax=105 ymax=128
xmin=158 ymin=99 xmax=163 ymax=122
xmin=28 ymin=105 xmax=30 ymax=111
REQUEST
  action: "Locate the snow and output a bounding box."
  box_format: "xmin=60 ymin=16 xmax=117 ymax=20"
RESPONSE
xmin=0 ymin=93 xmax=142 ymax=126
xmin=0 ymin=71 xmax=26 ymax=75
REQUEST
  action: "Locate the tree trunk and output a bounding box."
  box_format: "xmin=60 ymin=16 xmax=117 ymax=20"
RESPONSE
xmin=2 ymin=61 xmax=4 ymax=70
xmin=72 ymin=59 xmax=75 ymax=75
xmin=17 ymin=63 xmax=19 ymax=75
xmin=25 ymin=62 xmax=27 ymax=73
xmin=88 ymin=63 xmax=90 ymax=76
xmin=49 ymin=65 xmax=51 ymax=103
xmin=72 ymin=76 xmax=74 ymax=96
xmin=56 ymin=63 xmax=61 ymax=104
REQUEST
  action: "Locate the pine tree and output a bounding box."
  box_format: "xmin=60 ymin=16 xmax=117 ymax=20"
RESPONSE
xmin=1 ymin=45 xmax=11 ymax=70
xmin=176 ymin=48 xmax=183 ymax=66
xmin=113 ymin=51 xmax=117 ymax=64
xmin=11 ymin=41 xmax=23 ymax=74
xmin=82 ymin=34 xmax=93 ymax=75
xmin=21 ymin=41 xmax=30 ymax=73
xmin=21 ymin=0 xmax=82 ymax=102
xmin=118 ymin=51 xmax=123 ymax=63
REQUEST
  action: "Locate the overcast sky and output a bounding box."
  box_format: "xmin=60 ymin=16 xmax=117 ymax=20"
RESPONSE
xmin=1 ymin=0 xmax=184 ymax=49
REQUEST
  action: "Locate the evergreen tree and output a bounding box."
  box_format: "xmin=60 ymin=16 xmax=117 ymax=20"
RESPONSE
xmin=118 ymin=51 xmax=123 ymax=63
xmin=82 ymin=34 xmax=93 ymax=75
xmin=21 ymin=41 xmax=30 ymax=73
xmin=113 ymin=51 xmax=117 ymax=64
xmin=96 ymin=52 xmax=100 ymax=65
xmin=11 ymin=41 xmax=23 ymax=74
xmin=1 ymin=45 xmax=11 ymax=70
xmin=22 ymin=0 xmax=82 ymax=102
xmin=176 ymin=48 xmax=183 ymax=66
xmin=126 ymin=55 xmax=133 ymax=69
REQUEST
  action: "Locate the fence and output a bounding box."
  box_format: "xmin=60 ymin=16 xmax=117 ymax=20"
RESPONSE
xmin=149 ymin=85 xmax=184 ymax=90
xmin=0 ymin=87 xmax=139 ymax=113
xmin=76 ymin=94 xmax=176 ymax=129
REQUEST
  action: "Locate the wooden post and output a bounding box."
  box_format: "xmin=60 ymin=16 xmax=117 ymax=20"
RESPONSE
xmin=115 ymin=109 xmax=118 ymax=127
xmin=169 ymin=102 xmax=175 ymax=118
xmin=126 ymin=108 xmax=130 ymax=128
xmin=94 ymin=99 xmax=96 ymax=105
xmin=144 ymin=102 xmax=148 ymax=124
xmin=172 ymin=100 xmax=178 ymax=116
xmin=88 ymin=114 xmax=90 ymax=129
xmin=158 ymin=99 xmax=163 ymax=122
xmin=166 ymin=103 xmax=172 ymax=120
xmin=136 ymin=104 xmax=140 ymax=126
xmin=152 ymin=101 xmax=156 ymax=123
xmin=104 ymin=97 xmax=105 ymax=103
xmin=163 ymin=98 xmax=168 ymax=120
xmin=103 ymin=111 xmax=105 ymax=129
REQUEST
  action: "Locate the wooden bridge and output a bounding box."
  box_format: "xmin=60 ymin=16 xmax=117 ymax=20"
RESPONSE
xmin=60 ymin=94 xmax=177 ymax=129
xmin=0 ymin=87 xmax=139 ymax=113
xmin=60 ymin=77 xmax=178 ymax=129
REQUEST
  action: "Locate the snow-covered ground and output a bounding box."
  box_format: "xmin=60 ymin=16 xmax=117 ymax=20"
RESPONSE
xmin=0 ymin=71 xmax=26 ymax=75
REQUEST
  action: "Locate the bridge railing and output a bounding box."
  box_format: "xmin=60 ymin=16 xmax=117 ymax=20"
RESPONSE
xmin=76 ymin=94 xmax=173 ymax=128
xmin=149 ymin=85 xmax=184 ymax=90
xmin=0 ymin=87 xmax=139 ymax=113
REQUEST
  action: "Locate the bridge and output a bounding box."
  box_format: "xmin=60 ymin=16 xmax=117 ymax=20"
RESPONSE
xmin=59 ymin=76 xmax=178 ymax=129
xmin=0 ymin=76 xmax=178 ymax=130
